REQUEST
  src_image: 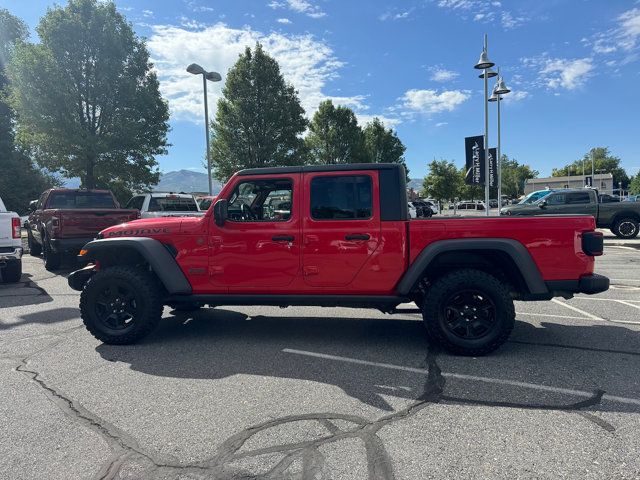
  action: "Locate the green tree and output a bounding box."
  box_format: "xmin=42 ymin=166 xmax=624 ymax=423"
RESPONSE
xmin=363 ymin=117 xmax=409 ymax=177
xmin=422 ymin=159 xmax=461 ymax=203
xmin=501 ymin=155 xmax=538 ymax=198
xmin=629 ymin=171 xmax=640 ymax=195
xmin=8 ymin=0 xmax=169 ymax=194
xmin=551 ymin=147 xmax=629 ymax=188
xmin=306 ymin=100 xmax=365 ymax=164
xmin=0 ymin=9 xmax=60 ymax=214
xmin=211 ymin=43 xmax=308 ymax=180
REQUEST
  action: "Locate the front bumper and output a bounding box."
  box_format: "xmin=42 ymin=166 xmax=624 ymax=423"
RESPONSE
xmin=68 ymin=265 xmax=97 ymax=291
xmin=0 ymin=247 xmax=23 ymax=263
xmin=49 ymin=237 xmax=95 ymax=254
xmin=546 ymin=274 xmax=610 ymax=296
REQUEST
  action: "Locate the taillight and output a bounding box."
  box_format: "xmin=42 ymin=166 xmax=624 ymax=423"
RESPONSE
xmin=582 ymin=231 xmax=603 ymax=256
xmin=11 ymin=217 xmax=21 ymax=239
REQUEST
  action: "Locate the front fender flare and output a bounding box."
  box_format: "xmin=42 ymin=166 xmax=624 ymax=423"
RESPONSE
xmin=76 ymin=237 xmax=192 ymax=294
xmin=396 ymin=238 xmax=548 ymax=296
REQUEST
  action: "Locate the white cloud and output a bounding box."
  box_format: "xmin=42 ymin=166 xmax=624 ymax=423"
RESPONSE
xmin=501 ymin=11 xmax=526 ymax=29
xmin=429 ymin=67 xmax=459 ymax=82
xmin=400 ymin=89 xmax=470 ymax=115
xmin=268 ymin=0 xmax=326 ymax=18
xmin=276 ymin=18 xmax=292 ymax=24
xmin=355 ymin=114 xmax=401 ymax=128
xmin=502 ymin=90 xmax=529 ymax=103
xmin=142 ymin=9 xmax=153 ymax=18
xmin=434 ymin=0 xmax=528 ymax=29
xmin=435 ymin=122 xmax=448 ymax=127
xmin=591 ymin=8 xmax=640 ymax=56
xmin=538 ymin=58 xmax=594 ymax=90
xmin=379 ymin=9 xmax=412 ymax=21
xmin=147 ymin=23 xmax=369 ymax=124
xmin=185 ymin=1 xmax=214 ymax=12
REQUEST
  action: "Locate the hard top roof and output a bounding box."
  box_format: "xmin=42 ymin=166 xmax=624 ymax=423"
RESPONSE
xmin=237 ymin=163 xmax=404 ymax=176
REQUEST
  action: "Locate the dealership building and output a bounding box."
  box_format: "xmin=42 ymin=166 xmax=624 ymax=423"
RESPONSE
xmin=524 ymin=173 xmax=614 ymax=195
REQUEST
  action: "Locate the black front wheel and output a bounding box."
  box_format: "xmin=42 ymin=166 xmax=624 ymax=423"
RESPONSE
xmin=28 ymin=231 xmax=42 ymax=256
xmin=80 ymin=266 xmax=163 ymax=344
xmin=422 ymin=269 xmax=515 ymax=356
xmin=43 ymin=237 xmax=61 ymax=270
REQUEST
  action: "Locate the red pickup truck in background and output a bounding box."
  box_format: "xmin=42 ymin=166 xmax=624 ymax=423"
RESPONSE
xmin=68 ymin=164 xmax=608 ymax=356
xmin=27 ymin=189 xmax=139 ymax=270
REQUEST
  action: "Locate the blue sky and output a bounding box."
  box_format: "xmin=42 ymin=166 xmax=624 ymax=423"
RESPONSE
xmin=2 ymin=0 xmax=640 ymax=179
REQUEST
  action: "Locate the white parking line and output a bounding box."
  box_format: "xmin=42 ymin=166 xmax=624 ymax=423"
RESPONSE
xmin=283 ymin=349 xmax=640 ymax=407
xmin=516 ymin=312 xmax=587 ymax=320
xmin=551 ymin=298 xmax=640 ymax=325
xmin=572 ymin=297 xmax=640 ymax=308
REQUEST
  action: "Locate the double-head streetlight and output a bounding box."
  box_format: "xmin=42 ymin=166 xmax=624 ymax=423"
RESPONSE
xmin=488 ymin=71 xmax=510 ymax=207
xmin=187 ymin=63 xmax=222 ymax=196
xmin=474 ymin=35 xmax=495 ymax=216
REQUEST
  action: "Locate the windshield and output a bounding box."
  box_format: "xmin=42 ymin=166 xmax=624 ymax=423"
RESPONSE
xmin=520 ymin=190 xmax=552 ymax=205
xmin=148 ymin=196 xmax=199 ymax=212
xmin=48 ymin=191 xmax=116 ymax=209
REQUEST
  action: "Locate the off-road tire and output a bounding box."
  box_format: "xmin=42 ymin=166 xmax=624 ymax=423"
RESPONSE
xmin=80 ymin=266 xmax=163 ymax=344
xmin=43 ymin=237 xmax=61 ymax=270
xmin=28 ymin=231 xmax=42 ymax=256
xmin=1 ymin=260 xmax=22 ymax=283
xmin=422 ymin=269 xmax=515 ymax=356
xmin=611 ymin=217 xmax=639 ymax=239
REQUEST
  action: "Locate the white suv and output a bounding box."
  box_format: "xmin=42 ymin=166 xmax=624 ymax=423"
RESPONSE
xmin=0 ymin=196 xmax=23 ymax=283
xmin=125 ymin=193 xmax=204 ymax=218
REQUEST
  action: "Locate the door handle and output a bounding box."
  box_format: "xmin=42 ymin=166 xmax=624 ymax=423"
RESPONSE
xmin=345 ymin=234 xmax=370 ymax=241
xmin=272 ymin=235 xmax=294 ymax=242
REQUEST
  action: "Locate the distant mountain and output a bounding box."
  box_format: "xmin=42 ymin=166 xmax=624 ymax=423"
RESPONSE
xmin=156 ymin=169 xmax=223 ymax=194
xmin=407 ymin=178 xmax=423 ymax=191
xmin=62 ymin=169 xmax=422 ymax=195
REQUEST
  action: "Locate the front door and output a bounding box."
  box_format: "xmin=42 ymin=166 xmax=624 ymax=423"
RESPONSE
xmin=302 ymin=171 xmax=381 ymax=287
xmin=209 ymin=175 xmax=301 ymax=290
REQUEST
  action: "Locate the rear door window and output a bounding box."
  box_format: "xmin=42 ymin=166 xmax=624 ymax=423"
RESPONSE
xmin=566 ymin=192 xmax=591 ymax=204
xmin=310 ymin=175 xmax=372 ymax=220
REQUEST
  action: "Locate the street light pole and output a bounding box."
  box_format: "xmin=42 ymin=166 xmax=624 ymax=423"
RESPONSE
xmin=187 ymin=63 xmax=222 ymax=196
xmin=474 ymin=34 xmax=495 ymax=217
xmin=489 ymin=71 xmax=510 ymax=209
xmin=202 ymin=74 xmax=212 ymax=195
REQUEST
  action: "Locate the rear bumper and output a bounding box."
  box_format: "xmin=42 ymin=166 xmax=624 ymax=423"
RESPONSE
xmin=546 ymin=274 xmax=610 ymax=296
xmin=0 ymin=247 xmax=23 ymax=263
xmin=49 ymin=237 xmax=94 ymax=254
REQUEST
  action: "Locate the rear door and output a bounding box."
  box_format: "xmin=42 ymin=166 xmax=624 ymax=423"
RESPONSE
xmin=302 ymin=171 xmax=380 ymax=287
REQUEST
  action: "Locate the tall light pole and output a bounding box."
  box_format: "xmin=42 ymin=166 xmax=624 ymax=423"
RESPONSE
xmin=187 ymin=63 xmax=222 ymax=196
xmin=474 ymin=34 xmax=495 ymax=216
xmin=489 ymin=73 xmax=510 ymax=207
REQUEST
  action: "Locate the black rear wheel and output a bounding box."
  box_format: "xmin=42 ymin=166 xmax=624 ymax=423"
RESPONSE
xmin=422 ymin=269 xmax=515 ymax=356
xmin=28 ymin=231 xmax=42 ymax=256
xmin=1 ymin=260 xmax=22 ymax=283
xmin=612 ymin=217 xmax=639 ymax=239
xmin=43 ymin=236 xmax=61 ymax=270
xmin=80 ymin=266 xmax=163 ymax=344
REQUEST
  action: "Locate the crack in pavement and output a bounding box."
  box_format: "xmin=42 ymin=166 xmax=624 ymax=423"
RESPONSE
xmin=13 ymin=337 xmax=618 ymax=480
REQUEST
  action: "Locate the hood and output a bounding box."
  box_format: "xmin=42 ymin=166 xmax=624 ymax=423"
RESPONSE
xmin=99 ymin=216 xmax=202 ymax=238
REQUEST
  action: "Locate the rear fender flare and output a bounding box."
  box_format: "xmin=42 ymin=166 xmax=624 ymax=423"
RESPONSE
xmin=396 ymin=238 xmax=548 ymax=296
xmin=80 ymin=237 xmax=192 ymax=294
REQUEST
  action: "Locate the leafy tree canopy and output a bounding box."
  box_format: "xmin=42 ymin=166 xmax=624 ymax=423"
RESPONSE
xmin=210 ymin=43 xmax=308 ymax=180
xmin=0 ymin=9 xmax=60 ymax=214
xmin=501 ymin=154 xmax=538 ymax=198
xmin=422 ymin=159 xmax=461 ymax=202
xmin=551 ymin=147 xmax=629 ymax=188
xmin=629 ymin=171 xmax=640 ymax=196
xmin=306 ymin=99 xmax=365 ymax=165
xmin=9 ymin=0 xmax=169 ymax=194
xmin=363 ymin=117 xmax=408 ymax=177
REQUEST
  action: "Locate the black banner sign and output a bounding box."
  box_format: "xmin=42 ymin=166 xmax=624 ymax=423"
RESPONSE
xmin=465 ymin=135 xmax=484 ymax=185
xmin=488 ymin=147 xmax=497 ymax=188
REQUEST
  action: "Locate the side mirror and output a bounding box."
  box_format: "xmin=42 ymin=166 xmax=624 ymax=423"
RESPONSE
xmin=213 ymin=199 xmax=228 ymax=227
xmin=28 ymin=200 xmax=38 ymax=212
xmin=538 ymin=200 xmax=547 ymax=209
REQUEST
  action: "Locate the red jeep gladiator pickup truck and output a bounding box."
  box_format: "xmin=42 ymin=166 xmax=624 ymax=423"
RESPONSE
xmin=27 ymin=189 xmax=139 ymax=270
xmin=68 ymin=164 xmax=608 ymax=356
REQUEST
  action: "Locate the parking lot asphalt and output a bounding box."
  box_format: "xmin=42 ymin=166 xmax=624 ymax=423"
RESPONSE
xmin=1 ymin=243 xmax=640 ymax=479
